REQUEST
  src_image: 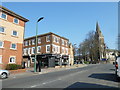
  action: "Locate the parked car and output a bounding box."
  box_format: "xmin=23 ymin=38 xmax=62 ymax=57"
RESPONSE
xmin=113 ymin=56 xmax=120 ymax=81
xmin=0 ymin=70 xmax=10 ymax=79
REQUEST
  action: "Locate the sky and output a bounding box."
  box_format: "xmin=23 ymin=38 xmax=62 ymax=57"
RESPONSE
xmin=2 ymin=2 xmax=118 ymax=49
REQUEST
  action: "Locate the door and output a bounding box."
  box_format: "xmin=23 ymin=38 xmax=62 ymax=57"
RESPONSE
xmin=49 ymin=57 xmax=55 ymax=67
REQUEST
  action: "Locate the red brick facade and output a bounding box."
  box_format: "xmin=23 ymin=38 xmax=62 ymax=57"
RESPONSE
xmin=0 ymin=41 xmax=23 ymax=69
xmin=0 ymin=6 xmax=28 ymax=69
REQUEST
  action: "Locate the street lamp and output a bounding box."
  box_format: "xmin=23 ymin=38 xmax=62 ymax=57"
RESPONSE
xmin=73 ymin=44 xmax=77 ymax=64
xmin=34 ymin=17 xmax=44 ymax=72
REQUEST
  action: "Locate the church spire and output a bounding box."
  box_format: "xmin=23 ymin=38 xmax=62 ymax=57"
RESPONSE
xmin=96 ymin=21 xmax=101 ymax=33
xmin=96 ymin=21 xmax=103 ymax=37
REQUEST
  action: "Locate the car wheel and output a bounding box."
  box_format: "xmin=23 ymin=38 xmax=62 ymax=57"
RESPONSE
xmin=1 ymin=73 xmax=7 ymax=79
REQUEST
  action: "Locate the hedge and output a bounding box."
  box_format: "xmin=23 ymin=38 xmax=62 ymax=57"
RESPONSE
xmin=6 ymin=64 xmax=22 ymax=70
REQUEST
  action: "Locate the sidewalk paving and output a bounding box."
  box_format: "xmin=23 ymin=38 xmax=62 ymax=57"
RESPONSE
xmin=7 ymin=64 xmax=87 ymax=80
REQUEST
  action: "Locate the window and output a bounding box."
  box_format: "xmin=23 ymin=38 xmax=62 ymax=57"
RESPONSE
xmin=53 ymin=46 xmax=55 ymax=52
xmin=67 ymin=42 xmax=69 ymax=46
xmin=0 ymin=41 xmax=4 ymax=48
xmin=14 ymin=18 xmax=19 ymax=24
xmin=0 ymin=27 xmax=5 ymax=33
xmin=9 ymin=57 xmax=16 ymax=63
xmin=53 ymin=36 xmax=59 ymax=43
xmin=32 ymin=47 xmax=35 ymax=54
xmin=32 ymin=39 xmax=35 ymax=45
xmin=23 ymin=48 xmax=28 ymax=55
xmin=55 ymin=37 xmax=57 ymax=42
xmin=66 ymin=48 xmax=68 ymax=54
xmin=37 ymin=46 xmax=41 ymax=53
xmin=52 ymin=45 xmax=60 ymax=53
xmin=1 ymin=13 xmax=7 ymax=19
xmin=46 ymin=45 xmax=50 ymax=53
xmin=38 ymin=38 xmax=41 ymax=44
xmin=25 ymin=41 xmax=28 ymax=46
xmin=28 ymin=48 xmax=31 ymax=55
xmin=29 ymin=40 xmax=31 ymax=46
xmin=53 ymin=36 xmax=55 ymax=42
xmin=31 ymin=58 xmax=35 ymax=63
xmin=65 ymin=41 xmax=68 ymax=46
xmin=26 ymin=48 xmax=28 ymax=55
xmin=0 ymin=56 xmax=2 ymax=63
xmin=62 ymin=39 xmax=64 ymax=45
xmin=62 ymin=47 xmax=64 ymax=53
xmin=12 ymin=30 xmax=18 ymax=36
xmin=11 ymin=43 xmax=17 ymax=50
xmin=23 ymin=49 xmax=26 ymax=55
xmin=57 ymin=38 xmax=60 ymax=43
xmin=46 ymin=35 xmax=50 ymax=42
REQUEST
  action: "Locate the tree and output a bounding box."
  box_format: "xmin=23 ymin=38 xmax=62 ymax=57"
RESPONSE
xmin=78 ymin=31 xmax=100 ymax=63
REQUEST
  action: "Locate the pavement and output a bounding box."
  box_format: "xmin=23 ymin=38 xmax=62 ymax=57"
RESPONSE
xmin=2 ymin=63 xmax=120 ymax=89
xmin=7 ymin=64 xmax=88 ymax=80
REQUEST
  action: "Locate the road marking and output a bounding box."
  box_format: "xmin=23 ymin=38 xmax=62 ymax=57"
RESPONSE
xmin=30 ymin=78 xmax=61 ymax=88
xmin=42 ymin=83 xmax=46 ymax=85
xmin=29 ymin=69 xmax=88 ymax=88
xmin=30 ymin=85 xmax=37 ymax=88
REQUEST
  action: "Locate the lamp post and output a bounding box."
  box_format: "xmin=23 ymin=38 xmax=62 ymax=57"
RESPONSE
xmin=34 ymin=17 xmax=44 ymax=72
xmin=73 ymin=44 xmax=77 ymax=64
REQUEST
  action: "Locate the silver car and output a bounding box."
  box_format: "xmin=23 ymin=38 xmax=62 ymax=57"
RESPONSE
xmin=0 ymin=70 xmax=10 ymax=79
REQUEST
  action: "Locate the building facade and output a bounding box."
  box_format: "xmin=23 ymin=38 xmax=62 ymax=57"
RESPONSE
xmin=0 ymin=6 xmax=29 ymax=69
xmin=23 ymin=32 xmax=74 ymax=68
xmin=106 ymin=49 xmax=118 ymax=64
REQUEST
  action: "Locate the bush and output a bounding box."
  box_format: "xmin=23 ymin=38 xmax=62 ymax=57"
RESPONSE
xmin=84 ymin=61 xmax=89 ymax=64
xmin=6 ymin=64 xmax=22 ymax=70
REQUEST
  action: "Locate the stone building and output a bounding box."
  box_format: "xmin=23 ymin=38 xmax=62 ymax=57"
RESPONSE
xmin=95 ymin=22 xmax=106 ymax=61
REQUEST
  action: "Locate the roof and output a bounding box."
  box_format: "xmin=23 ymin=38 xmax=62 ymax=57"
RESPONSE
xmin=106 ymin=49 xmax=119 ymax=52
xmin=0 ymin=5 xmax=29 ymax=22
xmin=24 ymin=32 xmax=69 ymax=41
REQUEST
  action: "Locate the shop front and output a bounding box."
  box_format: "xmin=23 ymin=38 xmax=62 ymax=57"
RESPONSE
xmin=62 ymin=55 xmax=69 ymax=65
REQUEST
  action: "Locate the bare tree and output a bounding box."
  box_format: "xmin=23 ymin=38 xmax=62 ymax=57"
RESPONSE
xmin=78 ymin=31 xmax=100 ymax=63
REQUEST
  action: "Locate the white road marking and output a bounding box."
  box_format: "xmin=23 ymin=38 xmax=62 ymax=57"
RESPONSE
xmin=30 ymin=78 xmax=61 ymax=88
xmin=29 ymin=69 xmax=88 ymax=88
xmin=42 ymin=83 xmax=46 ymax=85
xmin=30 ymin=85 xmax=37 ymax=88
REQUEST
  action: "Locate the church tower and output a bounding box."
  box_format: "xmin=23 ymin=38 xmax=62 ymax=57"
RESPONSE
xmin=95 ymin=22 xmax=106 ymax=60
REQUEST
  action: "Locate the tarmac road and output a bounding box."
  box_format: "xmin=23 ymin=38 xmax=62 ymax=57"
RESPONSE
xmin=2 ymin=63 xmax=120 ymax=89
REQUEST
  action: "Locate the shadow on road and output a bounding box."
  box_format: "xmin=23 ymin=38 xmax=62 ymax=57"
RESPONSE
xmin=88 ymin=73 xmax=117 ymax=82
xmin=64 ymin=82 xmax=117 ymax=89
xmin=110 ymin=69 xmax=115 ymax=71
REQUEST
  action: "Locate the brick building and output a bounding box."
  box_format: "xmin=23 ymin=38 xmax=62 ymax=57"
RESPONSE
xmin=0 ymin=6 xmax=29 ymax=69
xmin=23 ymin=32 xmax=74 ymax=68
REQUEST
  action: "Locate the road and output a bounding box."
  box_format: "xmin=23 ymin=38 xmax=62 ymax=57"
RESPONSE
xmin=2 ymin=64 xmax=120 ymax=89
